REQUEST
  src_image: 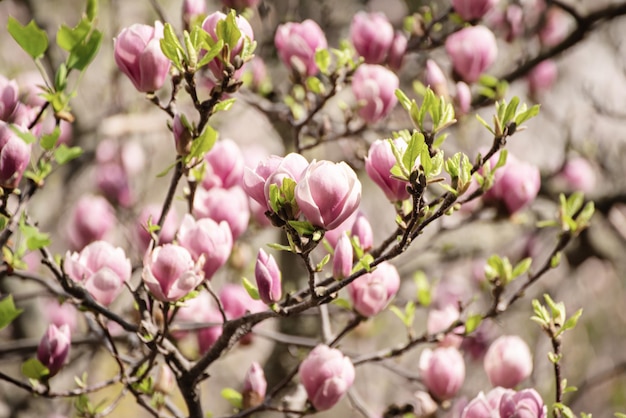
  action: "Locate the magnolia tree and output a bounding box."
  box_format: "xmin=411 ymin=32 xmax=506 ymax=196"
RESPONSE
xmin=0 ymin=0 xmax=625 ymax=417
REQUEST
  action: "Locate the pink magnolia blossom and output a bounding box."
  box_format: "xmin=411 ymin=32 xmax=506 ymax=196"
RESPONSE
xmin=142 ymin=244 xmax=205 ymax=302
xmin=427 ymin=304 xmax=464 ymax=348
xmin=365 ymin=138 xmax=410 ymax=202
xmin=527 ymin=60 xmax=558 ymax=95
xmin=558 ymin=157 xmax=595 ymax=193
xmin=194 ymin=186 xmax=250 ymax=240
xmin=425 ymin=59 xmax=449 ymax=98
xmin=455 ymin=81 xmax=472 ymax=115
xmin=202 ymin=139 xmax=245 ymax=190
xmin=275 ymin=20 xmax=328 ymax=76
xmin=0 ymin=122 xmax=31 ymax=189
xmin=183 ymin=0 xmax=206 ymax=27
xmin=350 ymin=12 xmax=394 ymax=65
xmin=67 ymin=195 xmax=116 ymax=251
xmin=500 ymin=388 xmax=547 ymax=418
xmin=445 ymin=26 xmax=498 ymax=83
xmin=64 ymin=241 xmax=132 ymax=306
xmin=135 ymin=204 xmax=179 ymax=254
xmin=419 ymin=346 xmax=465 ymax=401
xmin=387 ymin=32 xmax=408 ymax=71
xmin=177 ymin=214 xmax=233 ymax=280
xmin=351 ymin=212 xmax=373 ymax=251
xmin=114 ymin=22 xmax=170 ymax=92
xmin=0 ymin=75 xmax=20 ymax=121
xmin=333 ymin=233 xmax=353 ymax=280
xmin=243 ymin=362 xmax=267 ymax=408
xmin=461 ymin=387 xmax=515 ymax=418
xmin=452 ymin=0 xmax=499 ymax=21
xmin=348 ymin=262 xmax=400 ymax=317
xmin=539 ymin=8 xmax=570 ymax=47
xmin=255 ymin=249 xmax=282 ymax=304
xmin=299 ymin=345 xmax=355 ymax=411
xmin=352 ymin=64 xmax=399 ymax=124
xmin=37 ymin=324 xmax=71 ymax=377
xmin=484 ymin=335 xmax=533 ymax=388
xmin=295 ymin=160 xmax=361 ymax=230
xmin=202 ymin=12 xmax=254 ymax=79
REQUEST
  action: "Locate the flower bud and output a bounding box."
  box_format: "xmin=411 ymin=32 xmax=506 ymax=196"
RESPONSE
xmin=43 ymin=300 xmax=78 ymax=333
xmin=193 ymin=186 xmax=250 ymax=240
xmin=262 ymin=153 xmax=309 ymax=213
xmin=348 ymin=262 xmax=400 ymax=317
xmin=352 ymin=64 xmax=399 ymax=124
xmin=351 ymin=212 xmax=373 ymax=251
xmin=387 ymin=32 xmax=408 ymax=71
xmin=445 ymin=26 xmax=497 ymax=83
xmin=135 ymin=204 xmax=179 ymax=253
xmin=255 ymin=249 xmax=282 ymax=304
xmin=177 ymin=214 xmax=233 ymax=280
xmin=114 ymin=22 xmax=171 ymax=93
xmin=64 ymin=241 xmax=132 ymax=306
xmin=275 ymin=20 xmax=328 ymax=76
xmin=173 ymin=113 xmax=193 ymax=156
xmin=67 ymin=195 xmax=116 ymax=251
xmin=455 ymin=81 xmax=472 ymax=115
xmin=0 ymin=122 xmax=31 ymax=189
xmin=350 ymin=12 xmax=394 ymax=65
xmin=499 ymin=388 xmax=547 ymax=418
xmin=220 ymin=283 xmax=266 ymax=319
xmin=202 ymin=139 xmax=245 ymax=190
xmin=427 ymin=304 xmax=464 ymax=348
xmin=539 ymin=8 xmax=570 ymax=47
xmin=243 ymin=362 xmax=267 ymax=408
xmin=197 ymin=305 xmax=224 ymax=354
xmin=295 ymin=160 xmax=361 ymax=230
xmin=419 ymin=346 xmax=465 ymax=401
xmin=37 ymin=324 xmax=71 ymax=377
xmin=557 ymin=157 xmax=595 ymax=193
xmin=0 ymin=76 xmax=20 ymax=122
xmin=496 ymin=159 xmax=541 ymax=215
xmin=452 ymin=0 xmax=498 ymax=21
xmin=202 ymin=12 xmax=254 ymax=79
xmin=142 ymin=244 xmax=205 ymax=302
xmin=484 ymin=335 xmax=533 ymax=388
xmin=299 ymin=345 xmax=355 ymax=411
xmin=365 ymin=139 xmax=410 ymax=202
xmin=425 ymin=60 xmax=449 ymax=98
xmin=527 ymin=60 xmax=558 ymax=96
xmin=243 ymin=155 xmax=285 ymax=209
xmin=333 ymin=233 xmax=353 ymax=280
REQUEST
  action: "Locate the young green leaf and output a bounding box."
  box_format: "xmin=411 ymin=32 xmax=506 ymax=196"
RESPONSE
xmin=8 ymin=17 xmax=49 ymax=59
xmin=54 ymin=144 xmax=83 ymax=164
xmin=221 ymin=388 xmax=243 ymax=409
xmin=242 ymin=277 xmax=260 ymax=300
xmin=0 ymin=295 xmax=23 ymax=330
xmin=21 ymin=358 xmax=50 ymax=380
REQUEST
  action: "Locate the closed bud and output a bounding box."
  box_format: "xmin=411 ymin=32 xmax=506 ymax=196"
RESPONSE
xmin=299 ymin=345 xmax=355 ymax=411
xmin=427 ymin=304 xmax=464 ymax=348
xmin=445 ymin=26 xmax=497 ymax=83
xmin=455 ymin=81 xmax=472 ymax=115
xmin=527 ymin=60 xmax=558 ymax=96
xmin=114 ymin=22 xmax=171 ymax=93
xmin=37 ymin=324 xmax=71 ymax=377
xmin=348 ymin=262 xmax=400 ymax=317
xmin=64 ymin=241 xmax=132 ymax=306
xmin=0 ymin=76 xmax=20 ymax=122
xmin=177 ymin=214 xmax=233 ymax=280
xmin=350 ymin=12 xmax=394 ymax=65
xmin=387 ymin=32 xmax=408 ymax=71
xmin=0 ymin=122 xmax=31 ymax=189
xmin=499 ymin=388 xmax=547 ymax=418
xmin=425 ymin=60 xmax=449 ymax=98
xmin=66 ymin=195 xmax=116 ymax=250
xmin=365 ymin=139 xmax=410 ymax=202
xmin=183 ymin=0 xmax=206 ymax=27
xmin=275 ymin=20 xmax=328 ymax=76
xmin=333 ymin=233 xmax=353 ymax=280
xmin=243 ymin=362 xmax=267 ymax=408
xmin=484 ymin=335 xmax=533 ymax=388
xmin=142 ymin=244 xmax=205 ymax=302
xmin=539 ymin=8 xmax=570 ymax=47
xmin=452 ymin=0 xmax=498 ymax=21
xmin=419 ymin=346 xmax=465 ymax=401
xmin=202 ymin=12 xmax=254 ymax=80
xmin=351 ymin=212 xmax=373 ymax=252
xmin=557 ymin=157 xmax=595 ymax=193
xmin=352 ymin=64 xmax=399 ymax=124
xmin=243 ymin=155 xmax=285 ymax=209
xmin=193 ymin=186 xmax=250 ymax=240
xmin=135 ymin=204 xmax=179 ymax=253
xmin=295 ymin=160 xmax=361 ymax=230
xmin=255 ymin=249 xmax=282 ymax=304
xmin=202 ymin=139 xmax=245 ymax=190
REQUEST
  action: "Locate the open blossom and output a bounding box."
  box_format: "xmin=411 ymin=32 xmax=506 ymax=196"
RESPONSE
xmin=202 ymin=139 xmax=245 ymax=190
xmin=484 ymin=335 xmax=533 ymax=388
xmin=350 ymin=12 xmax=394 ymax=65
xmin=419 ymin=346 xmax=465 ymax=401
xmin=64 ymin=241 xmax=132 ymax=306
xmin=348 ymin=262 xmax=400 ymax=317
xmin=0 ymin=122 xmax=31 ymax=189
xmin=299 ymin=345 xmax=355 ymax=411
xmin=352 ymin=64 xmax=399 ymax=124
xmin=142 ymin=244 xmax=205 ymax=302
xmin=461 ymin=387 xmax=515 ymax=418
xmin=255 ymin=249 xmax=282 ymax=304
xmin=194 ymin=186 xmax=250 ymax=240
xmin=452 ymin=0 xmax=499 ymax=21
xmin=114 ymin=22 xmax=170 ymax=93
xmin=295 ymin=160 xmax=361 ymax=230
xmin=500 ymin=388 xmax=547 ymax=418
xmin=67 ymin=195 xmax=116 ymax=251
xmin=37 ymin=324 xmax=71 ymax=377
xmin=445 ymin=26 xmax=497 ymax=83
xmin=275 ymin=20 xmax=327 ymax=76
xmin=365 ymin=139 xmax=410 ymax=202
xmin=177 ymin=214 xmax=232 ymax=280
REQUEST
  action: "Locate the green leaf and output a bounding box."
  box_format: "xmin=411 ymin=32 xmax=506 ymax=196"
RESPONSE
xmin=242 ymin=277 xmax=260 ymax=300
xmin=54 ymin=144 xmax=83 ymax=164
xmin=316 ymin=254 xmax=331 ymax=272
xmin=475 ymin=114 xmax=495 ymax=135
xmin=7 ymin=17 xmax=49 ymax=59
xmin=395 ymin=89 xmax=412 ymax=112
xmin=561 ymin=308 xmax=583 ymax=333
xmin=314 ymin=49 xmax=330 ymax=74
xmin=332 ymin=298 xmax=352 ymax=310
xmin=514 ymin=104 xmax=540 ymax=125
xmin=213 ymin=98 xmax=236 ymax=113
xmin=550 ymin=252 xmax=561 ymax=268
xmin=188 ymin=125 xmax=217 ymax=161
xmin=512 ymin=257 xmax=532 ymax=278
xmin=306 ymin=76 xmax=325 ymax=95
xmin=86 ymin=0 xmax=98 ymax=21
xmin=40 ymin=126 xmax=61 ymax=150
xmin=221 ymin=388 xmax=243 ymax=409
xmin=56 ymin=18 xmax=91 ymax=51
xmin=288 ymin=220 xmax=316 ymax=236
xmin=160 ymin=23 xmax=186 ymax=71
xmin=217 ymin=11 xmax=242 ymax=52
xmin=465 ymin=314 xmax=482 ymax=334
xmin=22 ymin=358 xmax=50 ymax=380
xmin=67 ymin=29 xmax=102 ymax=71
xmin=403 ymin=132 xmax=424 ymax=173
xmin=10 ymin=125 xmax=37 ymax=144
xmin=197 ymin=39 xmax=224 ymax=68
xmin=156 ymin=160 xmax=179 ymax=178
xmin=0 ymin=295 xmax=23 ymax=330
